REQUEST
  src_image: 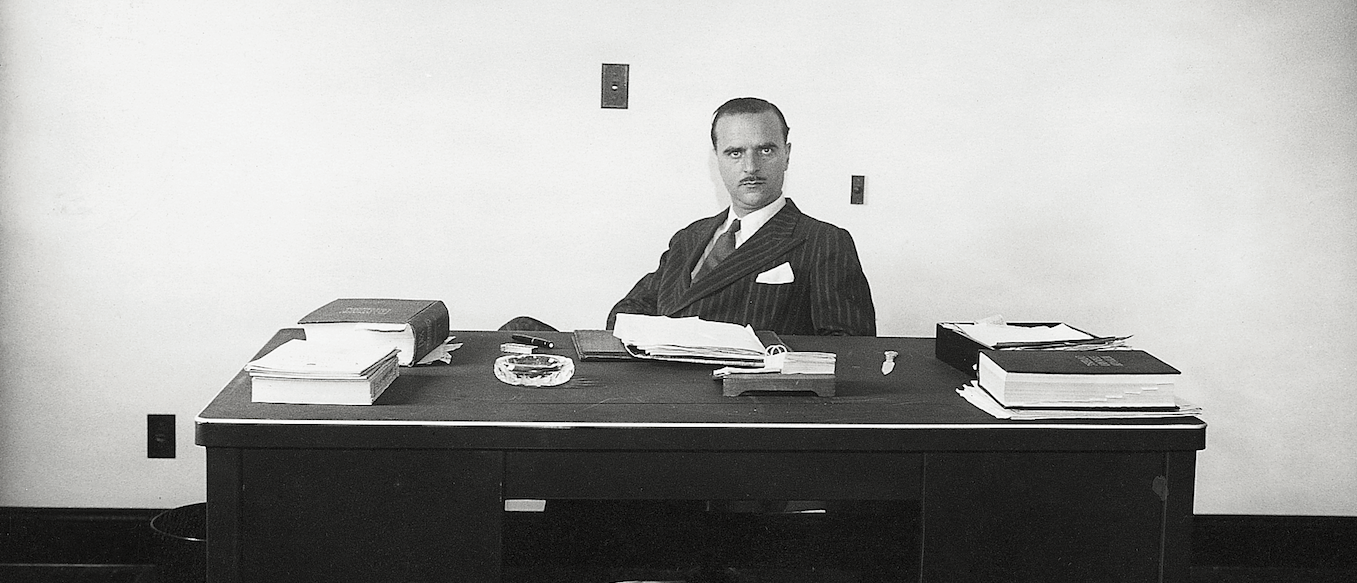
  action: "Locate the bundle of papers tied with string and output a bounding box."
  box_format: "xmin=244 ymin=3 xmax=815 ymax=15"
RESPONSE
xmin=712 ymin=351 xmax=836 ymax=378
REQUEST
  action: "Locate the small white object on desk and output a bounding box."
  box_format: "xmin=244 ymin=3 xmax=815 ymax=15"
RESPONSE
xmin=500 ymin=342 xmax=536 ymax=354
xmin=882 ymin=350 xmax=898 ymax=375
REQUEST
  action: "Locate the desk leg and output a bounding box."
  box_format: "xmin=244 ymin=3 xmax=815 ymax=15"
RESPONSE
xmin=921 ymin=452 xmax=1167 ymax=583
xmin=206 ymin=448 xmax=242 ymax=583
xmin=1161 ymin=450 xmax=1197 ymax=583
xmin=207 ymin=447 xmax=503 ymax=583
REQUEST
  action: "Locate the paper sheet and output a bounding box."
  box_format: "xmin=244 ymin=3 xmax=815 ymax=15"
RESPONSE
xmin=951 ymin=322 xmax=1093 ymax=348
xmin=957 ymin=382 xmax=1202 ymax=420
xmin=612 ymin=314 xmax=766 ymax=356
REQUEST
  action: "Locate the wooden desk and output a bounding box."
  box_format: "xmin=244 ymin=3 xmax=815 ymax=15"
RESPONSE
xmin=197 ymin=330 xmax=1205 ymax=582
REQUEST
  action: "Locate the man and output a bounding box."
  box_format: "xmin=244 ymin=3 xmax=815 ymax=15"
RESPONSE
xmin=607 ymin=97 xmax=876 ymax=336
xmin=517 ymin=101 xmax=883 ymax=580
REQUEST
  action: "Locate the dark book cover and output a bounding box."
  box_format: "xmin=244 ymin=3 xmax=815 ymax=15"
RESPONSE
xmin=981 ymin=349 xmax=1180 ymax=376
xmin=935 ymin=322 xmax=1099 ymax=377
xmin=299 ymin=298 xmax=441 ymax=324
xmin=573 ymin=330 xmax=632 ymax=360
xmin=299 ymin=299 xmax=449 ymax=365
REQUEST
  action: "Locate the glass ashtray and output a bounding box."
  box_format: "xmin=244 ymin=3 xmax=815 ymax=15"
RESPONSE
xmin=493 ymin=354 xmax=575 ymax=387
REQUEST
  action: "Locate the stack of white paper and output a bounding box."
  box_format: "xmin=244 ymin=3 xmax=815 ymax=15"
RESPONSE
xmin=952 ymin=322 xmax=1092 ymax=348
xmin=957 ymin=382 xmax=1202 ymax=420
xmin=612 ymin=314 xmax=767 ymax=365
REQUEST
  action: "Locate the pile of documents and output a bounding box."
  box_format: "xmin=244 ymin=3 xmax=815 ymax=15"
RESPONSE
xmin=611 ymin=314 xmax=837 ymax=396
xmin=245 ymin=339 xmax=400 ymax=405
xmin=939 ymin=318 xmax=1199 ymax=419
xmin=612 ymin=314 xmax=770 ymax=366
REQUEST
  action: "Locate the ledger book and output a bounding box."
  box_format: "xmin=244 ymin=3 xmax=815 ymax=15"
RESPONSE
xmin=977 ymin=349 xmax=1180 ymax=409
xmin=298 ymin=298 xmax=449 ymax=366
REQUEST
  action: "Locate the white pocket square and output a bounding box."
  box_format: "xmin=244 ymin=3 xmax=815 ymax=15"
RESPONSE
xmin=755 ymin=262 xmax=795 ymax=284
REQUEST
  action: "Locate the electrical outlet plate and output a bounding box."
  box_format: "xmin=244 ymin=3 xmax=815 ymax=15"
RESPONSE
xmin=601 ymin=63 xmax=629 ymax=109
xmin=851 ymin=175 xmax=865 ymax=204
xmin=148 ymin=414 xmax=175 ymax=458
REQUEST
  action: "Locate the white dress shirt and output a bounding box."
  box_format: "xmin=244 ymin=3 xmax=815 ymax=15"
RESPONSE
xmin=690 ymin=196 xmax=787 ymax=279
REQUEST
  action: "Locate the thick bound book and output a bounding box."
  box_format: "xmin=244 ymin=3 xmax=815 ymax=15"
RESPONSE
xmin=298 ymin=299 xmax=449 ymax=366
xmin=981 ymin=349 xmax=1179 ymax=376
xmin=978 ymin=349 xmax=1180 ymax=409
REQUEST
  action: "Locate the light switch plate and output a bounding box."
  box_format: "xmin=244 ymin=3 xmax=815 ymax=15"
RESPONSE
xmin=601 ymin=63 xmax=629 ymax=109
xmin=148 ymin=414 xmax=175 ymax=458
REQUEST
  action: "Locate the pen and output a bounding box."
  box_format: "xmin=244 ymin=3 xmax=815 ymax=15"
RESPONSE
xmin=511 ymin=334 xmax=555 ymax=349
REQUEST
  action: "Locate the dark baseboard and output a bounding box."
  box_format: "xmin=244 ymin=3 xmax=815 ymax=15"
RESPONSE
xmin=3 ymin=507 xmax=1355 ymax=571
xmin=1 ymin=507 xmax=163 ymax=565
xmin=0 ymin=564 xmax=154 ymax=583
xmin=1191 ymin=514 xmax=1357 ymax=570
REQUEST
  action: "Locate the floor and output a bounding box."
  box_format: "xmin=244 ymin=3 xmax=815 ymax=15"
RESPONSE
xmin=3 ymin=507 xmax=1353 ymax=583
xmin=4 ymin=564 xmax=1357 ymax=583
xmin=0 ymin=565 xmax=153 ymax=583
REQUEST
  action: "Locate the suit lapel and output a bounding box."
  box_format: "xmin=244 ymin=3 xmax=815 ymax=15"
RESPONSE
xmin=655 ymin=210 xmax=727 ymax=313
xmin=671 ymin=200 xmax=807 ymax=313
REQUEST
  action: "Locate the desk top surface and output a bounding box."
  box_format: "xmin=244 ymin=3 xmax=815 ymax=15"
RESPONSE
xmin=196 ymin=330 xmax=1205 ymax=452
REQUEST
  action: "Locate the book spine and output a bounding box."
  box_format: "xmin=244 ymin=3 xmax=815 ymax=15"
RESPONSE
xmin=408 ymin=301 xmax=450 ymax=363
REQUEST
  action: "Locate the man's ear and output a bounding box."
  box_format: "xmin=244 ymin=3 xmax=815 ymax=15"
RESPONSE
xmin=784 ymin=142 xmax=792 ymax=168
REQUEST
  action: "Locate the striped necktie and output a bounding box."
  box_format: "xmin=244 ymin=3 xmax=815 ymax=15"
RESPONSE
xmin=694 ymin=219 xmax=740 ymax=281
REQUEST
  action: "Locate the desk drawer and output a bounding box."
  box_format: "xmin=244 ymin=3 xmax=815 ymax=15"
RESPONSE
xmin=505 ymin=451 xmax=922 ymax=500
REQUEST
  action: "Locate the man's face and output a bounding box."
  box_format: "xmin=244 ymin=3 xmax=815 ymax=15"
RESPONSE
xmin=713 ymin=111 xmax=791 ymax=216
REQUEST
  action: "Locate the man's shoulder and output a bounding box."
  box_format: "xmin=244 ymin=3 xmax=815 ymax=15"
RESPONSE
xmin=672 ymin=209 xmax=727 ymax=236
xmin=781 ymin=199 xmax=853 ymax=237
xmin=655 ymin=210 xmax=726 ymax=251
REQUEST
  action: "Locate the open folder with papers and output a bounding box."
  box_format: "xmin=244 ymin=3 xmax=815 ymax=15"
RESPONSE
xmin=610 ymin=314 xmax=782 ymax=367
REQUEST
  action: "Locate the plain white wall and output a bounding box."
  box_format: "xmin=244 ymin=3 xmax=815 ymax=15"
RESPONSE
xmin=2 ymin=1 xmax=1354 ymax=514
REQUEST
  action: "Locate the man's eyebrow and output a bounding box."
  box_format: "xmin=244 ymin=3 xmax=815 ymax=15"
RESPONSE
xmin=721 ymin=142 xmax=782 ymax=155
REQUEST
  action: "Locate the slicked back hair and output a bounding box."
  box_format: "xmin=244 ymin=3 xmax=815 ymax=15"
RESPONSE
xmin=710 ymin=97 xmax=790 ymax=149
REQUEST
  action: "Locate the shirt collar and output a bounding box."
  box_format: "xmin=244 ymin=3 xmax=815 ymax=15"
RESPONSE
xmin=724 ymin=196 xmax=786 ymax=248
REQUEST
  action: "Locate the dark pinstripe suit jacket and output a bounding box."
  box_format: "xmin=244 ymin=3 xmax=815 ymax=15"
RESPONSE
xmin=607 ymin=199 xmax=876 ymax=336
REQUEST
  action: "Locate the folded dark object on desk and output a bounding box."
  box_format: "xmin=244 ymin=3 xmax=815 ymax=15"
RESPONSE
xmin=573 ymin=329 xmax=633 ymax=361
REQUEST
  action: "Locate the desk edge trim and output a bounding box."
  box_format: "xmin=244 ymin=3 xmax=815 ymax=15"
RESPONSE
xmin=195 ymin=415 xmax=1206 ymax=431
